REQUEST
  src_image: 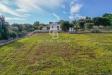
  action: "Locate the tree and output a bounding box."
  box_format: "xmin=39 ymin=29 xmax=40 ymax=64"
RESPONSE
xmin=0 ymin=16 xmax=10 ymax=39
xmin=103 ymin=13 xmax=112 ymax=26
xmin=85 ymin=17 xmax=93 ymax=23
xmin=79 ymin=19 xmax=85 ymax=29
xmin=33 ymin=21 xmax=39 ymax=30
xmin=71 ymin=20 xmax=79 ymax=33
xmin=74 ymin=22 xmax=80 ymax=33
xmin=93 ymin=17 xmax=111 ymax=26
xmin=85 ymin=23 xmax=94 ymax=29
xmin=103 ymin=13 xmax=112 ymax=19
xmin=71 ymin=20 xmax=77 ymax=27
xmin=60 ymin=20 xmax=70 ymax=32
xmin=84 ymin=17 xmax=94 ymax=29
xmin=1 ymin=22 xmax=10 ymax=39
xmin=23 ymin=24 xmax=34 ymax=32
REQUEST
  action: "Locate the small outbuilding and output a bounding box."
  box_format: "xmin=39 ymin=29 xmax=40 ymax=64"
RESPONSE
xmin=69 ymin=27 xmax=75 ymax=33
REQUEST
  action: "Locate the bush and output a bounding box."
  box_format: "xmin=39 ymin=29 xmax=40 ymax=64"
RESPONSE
xmin=91 ymin=29 xmax=101 ymax=33
xmin=91 ymin=26 xmax=101 ymax=33
xmin=0 ymin=35 xmax=2 ymax=40
xmin=10 ymin=32 xmax=17 ymax=39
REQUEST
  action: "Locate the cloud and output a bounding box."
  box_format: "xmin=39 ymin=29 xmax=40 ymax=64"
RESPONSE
xmin=5 ymin=17 xmax=27 ymax=24
xmin=69 ymin=14 xmax=86 ymax=20
xmin=0 ymin=0 xmax=64 ymax=15
xmin=0 ymin=3 xmax=22 ymax=17
xmin=15 ymin=0 xmax=64 ymax=13
xmin=70 ymin=4 xmax=82 ymax=14
xmin=5 ymin=17 xmax=25 ymax=21
xmin=15 ymin=0 xmax=40 ymax=12
xmin=0 ymin=0 xmax=64 ymax=23
xmin=69 ymin=0 xmax=82 ymax=20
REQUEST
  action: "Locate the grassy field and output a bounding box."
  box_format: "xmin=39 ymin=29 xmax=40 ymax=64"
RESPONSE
xmin=0 ymin=33 xmax=112 ymax=75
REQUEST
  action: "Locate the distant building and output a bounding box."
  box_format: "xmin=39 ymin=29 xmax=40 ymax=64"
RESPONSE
xmin=69 ymin=27 xmax=75 ymax=33
xmin=49 ymin=22 xmax=61 ymax=31
xmin=34 ymin=22 xmax=62 ymax=33
xmin=42 ymin=26 xmax=47 ymax=30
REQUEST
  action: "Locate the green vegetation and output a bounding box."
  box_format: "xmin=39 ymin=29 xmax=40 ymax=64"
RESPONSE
xmin=0 ymin=33 xmax=112 ymax=75
xmin=60 ymin=13 xmax=112 ymax=32
xmin=0 ymin=13 xmax=112 ymax=40
xmin=103 ymin=13 xmax=112 ymax=25
xmin=60 ymin=20 xmax=71 ymax=32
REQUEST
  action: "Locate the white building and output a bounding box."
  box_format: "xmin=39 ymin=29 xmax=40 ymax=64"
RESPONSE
xmin=69 ymin=27 xmax=75 ymax=33
xmin=49 ymin=22 xmax=61 ymax=31
xmin=42 ymin=26 xmax=49 ymax=30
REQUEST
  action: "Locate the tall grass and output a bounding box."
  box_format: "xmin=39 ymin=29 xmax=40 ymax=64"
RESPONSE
xmin=0 ymin=33 xmax=112 ymax=75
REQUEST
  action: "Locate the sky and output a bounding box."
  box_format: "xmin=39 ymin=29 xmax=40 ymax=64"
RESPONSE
xmin=0 ymin=0 xmax=112 ymax=24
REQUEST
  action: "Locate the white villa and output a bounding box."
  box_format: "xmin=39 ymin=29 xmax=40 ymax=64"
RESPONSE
xmin=49 ymin=22 xmax=75 ymax=33
xmin=49 ymin=22 xmax=61 ymax=31
xmin=34 ymin=22 xmax=75 ymax=33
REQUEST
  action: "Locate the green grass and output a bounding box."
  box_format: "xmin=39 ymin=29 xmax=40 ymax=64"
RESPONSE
xmin=0 ymin=33 xmax=112 ymax=75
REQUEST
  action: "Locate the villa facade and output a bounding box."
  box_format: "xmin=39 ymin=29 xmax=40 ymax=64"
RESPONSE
xmin=49 ymin=22 xmax=61 ymax=31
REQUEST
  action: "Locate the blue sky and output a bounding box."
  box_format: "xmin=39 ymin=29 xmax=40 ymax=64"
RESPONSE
xmin=0 ymin=0 xmax=112 ymax=24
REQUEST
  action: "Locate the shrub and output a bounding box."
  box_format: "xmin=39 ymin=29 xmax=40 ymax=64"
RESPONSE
xmin=91 ymin=29 xmax=101 ymax=33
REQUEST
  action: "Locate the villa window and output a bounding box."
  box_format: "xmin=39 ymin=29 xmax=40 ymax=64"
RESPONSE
xmin=57 ymin=26 xmax=59 ymax=30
